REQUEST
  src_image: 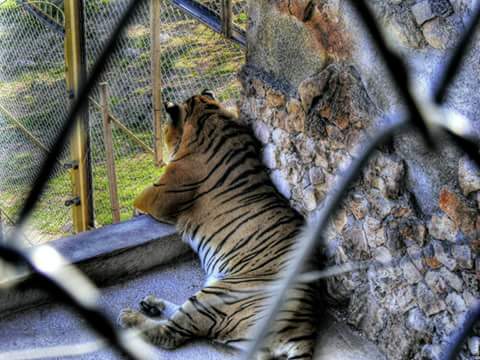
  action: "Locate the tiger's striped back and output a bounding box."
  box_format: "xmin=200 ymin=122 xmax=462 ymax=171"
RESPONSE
xmin=122 ymin=92 xmax=319 ymax=359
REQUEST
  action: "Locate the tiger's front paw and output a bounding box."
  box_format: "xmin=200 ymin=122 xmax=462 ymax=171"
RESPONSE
xmin=118 ymin=308 xmax=147 ymax=328
xmin=140 ymin=295 xmax=166 ymax=317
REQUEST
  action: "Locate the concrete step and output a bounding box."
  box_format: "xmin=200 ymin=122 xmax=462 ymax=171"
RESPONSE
xmin=0 ymin=255 xmax=386 ymax=360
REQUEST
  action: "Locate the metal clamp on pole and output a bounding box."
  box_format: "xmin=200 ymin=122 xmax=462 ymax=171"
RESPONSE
xmin=63 ymin=160 xmax=79 ymax=170
xmin=222 ymin=0 xmax=232 ymax=38
xmin=65 ymin=197 xmax=81 ymax=207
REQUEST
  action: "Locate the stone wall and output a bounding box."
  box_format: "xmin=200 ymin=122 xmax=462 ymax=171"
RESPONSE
xmin=239 ymin=1 xmax=479 ymax=359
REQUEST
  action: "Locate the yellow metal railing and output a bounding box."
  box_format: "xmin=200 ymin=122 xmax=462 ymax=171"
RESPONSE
xmin=23 ymin=0 xmax=64 ymax=29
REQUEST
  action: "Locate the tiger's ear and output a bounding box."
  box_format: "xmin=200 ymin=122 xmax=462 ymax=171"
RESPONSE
xmin=164 ymin=102 xmax=182 ymax=126
xmin=201 ymin=89 xmax=216 ymax=100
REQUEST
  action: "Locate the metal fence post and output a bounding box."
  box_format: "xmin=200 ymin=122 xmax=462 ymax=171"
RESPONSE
xmin=64 ymin=0 xmax=94 ymax=232
xmin=0 ymin=210 xmax=3 ymax=244
xmin=100 ymin=83 xmax=121 ymax=224
xmin=0 ymin=210 xmax=3 ymax=281
xmin=222 ymin=0 xmax=232 ymax=38
xmin=151 ymin=0 xmax=164 ymax=167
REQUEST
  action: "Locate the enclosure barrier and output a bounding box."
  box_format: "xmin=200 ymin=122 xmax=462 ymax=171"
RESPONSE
xmin=64 ymin=0 xmax=94 ymax=233
xmin=0 ymin=0 xmax=479 ymax=359
xmin=0 ymin=0 xmax=71 ymax=245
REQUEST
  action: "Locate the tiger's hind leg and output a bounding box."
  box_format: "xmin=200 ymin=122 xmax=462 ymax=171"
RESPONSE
xmin=253 ymin=337 xmax=315 ymax=360
xmin=118 ymin=308 xmax=186 ymax=349
xmin=118 ymin=288 xmax=227 ymax=350
xmin=139 ymin=294 xmax=166 ymax=317
xmin=284 ymin=339 xmax=316 ymax=360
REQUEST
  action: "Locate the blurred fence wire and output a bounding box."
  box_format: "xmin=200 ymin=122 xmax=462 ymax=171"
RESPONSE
xmin=244 ymin=2 xmax=480 ymax=359
xmin=0 ymin=0 xmax=479 ymax=359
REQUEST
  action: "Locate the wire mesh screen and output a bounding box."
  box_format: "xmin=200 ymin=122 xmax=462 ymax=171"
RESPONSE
xmin=0 ymin=1 xmax=72 ymax=245
xmin=84 ymin=0 xmax=245 ymax=225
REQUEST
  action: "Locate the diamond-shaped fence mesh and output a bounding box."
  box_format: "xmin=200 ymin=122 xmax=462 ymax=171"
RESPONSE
xmin=0 ymin=2 xmax=71 ymax=245
xmin=0 ymin=0 xmax=246 ymax=241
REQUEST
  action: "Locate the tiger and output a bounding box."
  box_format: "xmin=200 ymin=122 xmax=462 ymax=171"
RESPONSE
xmin=118 ymin=90 xmax=320 ymax=359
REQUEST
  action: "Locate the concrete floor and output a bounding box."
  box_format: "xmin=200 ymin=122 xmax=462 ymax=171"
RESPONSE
xmin=0 ymin=255 xmax=385 ymax=360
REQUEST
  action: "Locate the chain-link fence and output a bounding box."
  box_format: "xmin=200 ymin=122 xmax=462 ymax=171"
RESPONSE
xmin=0 ymin=0 xmax=479 ymax=359
xmin=0 ymin=1 xmax=71 ymax=245
xmin=0 ymin=0 xmax=246 ymax=242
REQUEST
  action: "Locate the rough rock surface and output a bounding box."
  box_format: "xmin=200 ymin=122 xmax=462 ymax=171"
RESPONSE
xmin=241 ymin=1 xmax=479 ymax=359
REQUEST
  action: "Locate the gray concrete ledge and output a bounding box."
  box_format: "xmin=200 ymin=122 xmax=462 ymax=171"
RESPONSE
xmin=0 ymin=216 xmax=191 ymax=317
xmin=0 ymin=255 xmax=386 ymax=360
xmin=0 ymin=217 xmax=386 ymax=360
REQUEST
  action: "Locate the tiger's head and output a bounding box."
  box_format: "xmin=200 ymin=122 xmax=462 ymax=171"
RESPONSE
xmin=133 ymin=90 xmax=244 ymax=221
xmin=163 ymin=89 xmax=227 ymax=160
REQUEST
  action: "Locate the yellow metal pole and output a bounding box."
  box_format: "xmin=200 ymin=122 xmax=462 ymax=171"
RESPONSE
xmin=0 ymin=210 xmax=3 ymax=280
xmin=64 ymin=0 xmax=94 ymax=233
xmin=151 ymin=0 xmax=164 ymax=167
xmin=0 ymin=209 xmax=3 ymax=244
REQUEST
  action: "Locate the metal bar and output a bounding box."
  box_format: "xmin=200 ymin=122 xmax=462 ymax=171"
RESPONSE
xmin=151 ymin=0 xmax=164 ymax=166
xmin=65 ymin=0 xmax=94 ymax=233
xmin=0 ymin=208 xmax=31 ymax=246
xmin=21 ymin=0 xmax=65 ymax=34
xmin=170 ymin=0 xmax=246 ymax=47
xmin=0 ymin=104 xmax=54 ymax=158
xmin=0 ymin=209 xmax=15 ymax=229
xmin=221 ymin=0 xmax=232 ymax=38
xmin=89 ymin=97 xmax=155 ymax=156
xmin=100 ymin=83 xmax=121 ymax=224
xmin=25 ymin=0 xmax=64 ymax=26
xmin=441 ymin=300 xmax=480 ymax=360
xmin=243 ymin=115 xmax=409 ymax=359
xmin=109 ymin=115 xmax=156 ymax=156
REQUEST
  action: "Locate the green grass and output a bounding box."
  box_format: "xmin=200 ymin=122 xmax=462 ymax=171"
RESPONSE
xmin=0 ymin=153 xmax=165 ymax=240
xmin=92 ymin=153 xmax=165 ymax=225
xmin=0 ymin=0 xmax=17 ymax=10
